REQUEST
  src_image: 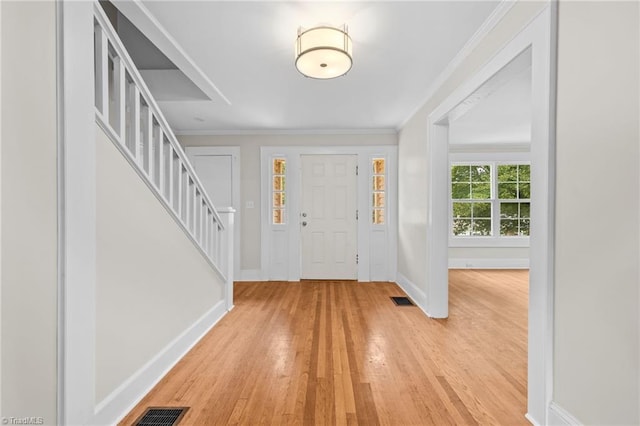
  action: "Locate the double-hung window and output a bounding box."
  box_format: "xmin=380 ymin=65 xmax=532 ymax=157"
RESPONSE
xmin=450 ymin=159 xmax=530 ymax=245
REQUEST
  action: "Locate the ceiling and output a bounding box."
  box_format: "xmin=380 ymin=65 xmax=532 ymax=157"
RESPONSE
xmin=114 ymin=1 xmax=500 ymax=134
xmin=449 ymin=65 xmax=532 ymax=145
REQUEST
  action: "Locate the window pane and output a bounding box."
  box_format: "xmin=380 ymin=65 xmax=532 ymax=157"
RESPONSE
xmin=273 ymin=209 xmax=284 ymax=224
xmin=452 ymin=183 xmax=471 ymax=199
xmin=519 ymin=183 xmax=530 ymax=199
xmin=451 ymin=165 xmax=470 ymax=182
xmin=373 ymin=192 xmax=385 ymax=207
xmin=471 ymin=183 xmax=490 ymax=199
xmin=500 ymin=202 xmax=518 ymax=218
xmin=273 ymin=192 xmax=285 ymax=207
xmin=520 ymin=218 xmax=530 ymax=236
xmin=498 ymin=164 xmax=518 ymax=182
xmin=472 ymin=219 xmax=491 ymax=236
xmin=520 ymin=202 xmax=530 ymax=218
xmin=273 ymin=176 xmax=285 ymax=191
xmin=470 ymin=165 xmax=491 ymax=182
xmin=373 ymin=158 xmax=385 ymax=174
xmin=498 ymin=183 xmax=518 ymax=199
xmin=500 ymin=219 xmax=519 ymax=236
xmin=373 ymin=176 xmax=385 ymax=191
xmin=452 ymin=202 xmax=471 ymax=218
xmin=373 ymin=209 xmax=385 ymax=224
xmin=519 ymin=164 xmax=530 ymax=182
xmin=473 ymin=202 xmax=491 ymax=218
xmin=453 ymin=218 xmax=471 ymax=236
xmin=273 ymin=158 xmax=285 ymax=175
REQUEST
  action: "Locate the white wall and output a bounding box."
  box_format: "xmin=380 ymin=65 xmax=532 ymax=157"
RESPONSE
xmin=398 ymin=1 xmax=546 ymax=288
xmin=95 ymin=126 xmax=225 ymax=402
xmin=179 ymin=133 xmax=397 ymax=276
xmin=448 ymin=247 xmax=529 ymax=268
xmin=0 ymin=1 xmax=58 ymax=422
xmin=554 ymin=2 xmax=639 ymax=424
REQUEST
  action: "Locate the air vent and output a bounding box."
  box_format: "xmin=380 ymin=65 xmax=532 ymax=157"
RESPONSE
xmin=134 ymin=407 xmax=189 ymax=426
xmin=391 ymin=296 xmax=414 ymax=306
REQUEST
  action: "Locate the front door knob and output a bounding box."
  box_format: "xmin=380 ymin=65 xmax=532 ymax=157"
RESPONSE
xmin=302 ymin=221 xmax=307 ymax=226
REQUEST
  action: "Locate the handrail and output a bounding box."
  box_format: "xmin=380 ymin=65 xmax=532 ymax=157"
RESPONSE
xmin=93 ymin=2 xmax=227 ymax=279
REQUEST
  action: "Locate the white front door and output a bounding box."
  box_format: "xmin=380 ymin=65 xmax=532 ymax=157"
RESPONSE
xmin=300 ymin=155 xmax=358 ymax=279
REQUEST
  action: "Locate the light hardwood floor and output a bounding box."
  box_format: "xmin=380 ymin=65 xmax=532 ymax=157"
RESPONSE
xmin=120 ymin=269 xmax=528 ymax=425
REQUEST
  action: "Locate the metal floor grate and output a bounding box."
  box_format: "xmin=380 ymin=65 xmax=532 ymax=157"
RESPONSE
xmin=134 ymin=407 xmax=189 ymax=426
xmin=391 ymin=296 xmax=414 ymax=306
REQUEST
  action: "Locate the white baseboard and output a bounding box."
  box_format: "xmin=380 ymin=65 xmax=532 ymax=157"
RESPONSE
xmin=92 ymin=300 xmax=228 ymax=425
xmin=547 ymin=402 xmax=582 ymax=425
xmin=525 ymin=412 xmax=542 ymax=426
xmin=448 ymin=258 xmax=529 ymax=269
xmin=395 ymin=272 xmax=428 ymax=314
xmin=238 ymin=269 xmax=263 ymax=281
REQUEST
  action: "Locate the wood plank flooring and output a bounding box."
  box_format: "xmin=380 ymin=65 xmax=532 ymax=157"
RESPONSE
xmin=119 ymin=269 xmax=528 ymax=425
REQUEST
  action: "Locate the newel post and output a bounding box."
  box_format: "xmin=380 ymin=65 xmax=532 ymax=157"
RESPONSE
xmin=218 ymin=208 xmax=235 ymax=310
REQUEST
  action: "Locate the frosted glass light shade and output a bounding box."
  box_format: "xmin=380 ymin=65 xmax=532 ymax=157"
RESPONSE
xmin=295 ymin=26 xmax=352 ymax=79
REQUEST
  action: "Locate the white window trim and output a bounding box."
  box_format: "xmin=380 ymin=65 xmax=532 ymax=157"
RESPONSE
xmin=449 ymin=152 xmax=531 ymax=248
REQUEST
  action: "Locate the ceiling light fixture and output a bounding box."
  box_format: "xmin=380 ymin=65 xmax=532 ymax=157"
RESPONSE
xmin=295 ymin=25 xmax=353 ymax=79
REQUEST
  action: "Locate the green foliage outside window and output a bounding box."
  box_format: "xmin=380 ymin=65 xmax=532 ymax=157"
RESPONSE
xmin=451 ymin=165 xmax=492 ymax=236
xmin=497 ymin=164 xmax=530 ymax=236
xmin=451 ymin=163 xmax=531 ymax=237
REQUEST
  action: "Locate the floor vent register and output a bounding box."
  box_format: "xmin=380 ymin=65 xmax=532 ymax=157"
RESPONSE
xmin=391 ymin=296 xmax=414 ymax=306
xmin=134 ymin=407 xmax=189 ymax=426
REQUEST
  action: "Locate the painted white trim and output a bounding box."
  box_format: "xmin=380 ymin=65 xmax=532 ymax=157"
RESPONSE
xmin=175 ymin=128 xmax=398 ymax=137
xmin=260 ymin=145 xmax=397 ymax=282
xmin=55 ymin=1 xmax=65 ymax=423
xmin=395 ymin=273 xmax=428 ymax=316
xmin=449 ymin=142 xmax=531 ymax=154
xmin=239 ymin=269 xmax=264 ymax=281
xmin=448 ymin=258 xmax=529 ymax=269
xmin=547 ymin=402 xmax=582 ymax=426
xmin=398 ymin=0 xmax=517 ymax=130
xmin=94 ymin=300 xmax=228 ymax=425
xmin=110 ymin=0 xmax=230 ymax=106
xmin=59 ymin=3 xmax=97 ymax=424
xmin=449 ymin=237 xmax=529 ymax=248
xmin=525 ymin=413 xmax=541 ymax=426
xmin=185 ymin=146 xmax=241 ymax=279
xmin=425 ymin=5 xmax=555 ymax=424
xmin=0 ymin=0 xmax=3 ymax=418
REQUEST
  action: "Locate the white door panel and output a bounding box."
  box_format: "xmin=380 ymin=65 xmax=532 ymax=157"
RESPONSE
xmin=301 ymin=155 xmax=357 ymax=279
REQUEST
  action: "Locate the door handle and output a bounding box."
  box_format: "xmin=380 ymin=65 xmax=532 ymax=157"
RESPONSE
xmin=302 ymin=221 xmax=307 ymax=227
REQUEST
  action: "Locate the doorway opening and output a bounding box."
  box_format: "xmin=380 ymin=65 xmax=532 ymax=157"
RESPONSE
xmin=424 ymin=6 xmax=556 ymax=423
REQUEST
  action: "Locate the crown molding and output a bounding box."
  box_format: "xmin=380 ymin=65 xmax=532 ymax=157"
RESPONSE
xmin=398 ymin=0 xmax=518 ymax=130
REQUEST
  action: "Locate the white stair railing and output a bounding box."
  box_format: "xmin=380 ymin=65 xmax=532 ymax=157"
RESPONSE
xmin=93 ymin=3 xmax=227 ymax=280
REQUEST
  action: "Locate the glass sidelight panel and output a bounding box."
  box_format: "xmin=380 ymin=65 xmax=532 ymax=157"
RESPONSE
xmin=272 ymin=158 xmax=286 ymax=224
xmin=372 ymin=158 xmax=386 ymax=224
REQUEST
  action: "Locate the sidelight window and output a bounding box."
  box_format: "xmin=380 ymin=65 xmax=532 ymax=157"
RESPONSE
xmin=372 ymin=158 xmax=386 ymax=224
xmin=272 ymin=158 xmax=286 ymax=224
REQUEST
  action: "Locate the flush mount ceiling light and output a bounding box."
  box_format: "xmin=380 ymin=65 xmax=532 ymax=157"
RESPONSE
xmin=295 ymin=25 xmax=353 ymax=79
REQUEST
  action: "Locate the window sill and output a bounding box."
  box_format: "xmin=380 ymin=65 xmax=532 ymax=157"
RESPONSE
xmin=449 ymin=236 xmax=529 ymax=248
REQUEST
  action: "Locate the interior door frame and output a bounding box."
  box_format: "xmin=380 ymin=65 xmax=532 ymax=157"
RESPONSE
xmin=260 ymin=145 xmax=398 ymax=282
xmin=425 ymin=5 xmax=556 ymax=424
xmin=185 ymin=146 xmax=241 ymax=279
